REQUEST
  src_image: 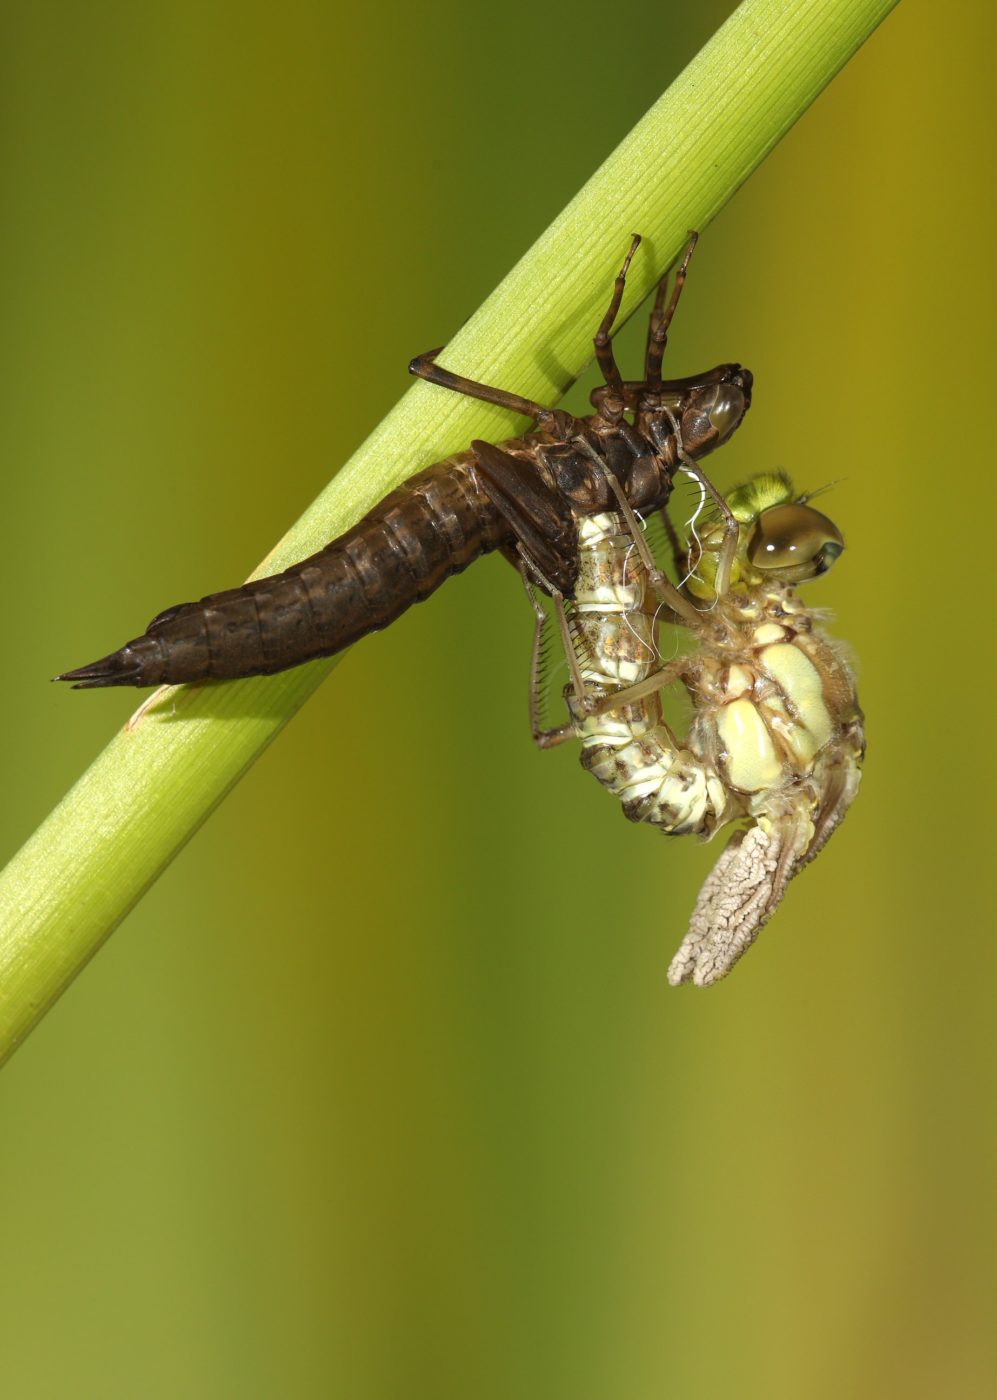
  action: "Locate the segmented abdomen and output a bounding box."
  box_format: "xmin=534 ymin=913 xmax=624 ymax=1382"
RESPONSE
xmin=59 ymin=453 xmax=510 ymax=688
xmin=568 ymin=515 xmax=719 ymax=837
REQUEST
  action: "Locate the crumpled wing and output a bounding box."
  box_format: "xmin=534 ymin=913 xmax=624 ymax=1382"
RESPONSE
xmin=471 ymin=440 xmax=579 ymax=595
xmin=667 ymin=814 xmax=812 ymax=988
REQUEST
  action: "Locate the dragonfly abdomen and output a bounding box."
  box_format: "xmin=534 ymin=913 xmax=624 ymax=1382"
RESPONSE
xmin=568 ymin=514 xmax=721 ymax=836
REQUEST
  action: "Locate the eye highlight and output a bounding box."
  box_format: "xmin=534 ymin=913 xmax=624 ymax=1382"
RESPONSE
xmin=706 ymin=385 xmax=748 ymax=446
xmin=746 ymin=504 xmax=845 ymax=575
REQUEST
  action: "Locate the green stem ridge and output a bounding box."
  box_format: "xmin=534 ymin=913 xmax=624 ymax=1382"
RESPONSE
xmin=0 ymin=0 xmax=899 ymax=1063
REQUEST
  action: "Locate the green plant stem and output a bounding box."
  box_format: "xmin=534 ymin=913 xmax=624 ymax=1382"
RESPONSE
xmin=0 ymin=0 xmax=899 ymax=1064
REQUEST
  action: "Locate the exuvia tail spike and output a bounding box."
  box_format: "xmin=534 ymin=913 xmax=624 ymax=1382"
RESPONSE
xmin=54 ymin=652 xmax=147 ymax=689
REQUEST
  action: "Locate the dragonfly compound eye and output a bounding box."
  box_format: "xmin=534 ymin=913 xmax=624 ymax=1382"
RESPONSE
xmin=747 ymin=504 xmax=845 ymax=576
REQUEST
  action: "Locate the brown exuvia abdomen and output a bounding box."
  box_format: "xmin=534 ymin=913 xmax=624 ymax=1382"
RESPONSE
xmin=57 ymin=454 xmax=509 ymax=688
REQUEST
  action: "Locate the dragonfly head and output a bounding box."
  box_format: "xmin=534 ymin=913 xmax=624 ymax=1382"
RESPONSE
xmin=686 ymin=472 xmax=845 ymax=598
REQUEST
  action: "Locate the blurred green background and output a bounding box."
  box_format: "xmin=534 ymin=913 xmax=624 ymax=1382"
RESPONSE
xmin=1 ymin=1 xmax=993 ymax=1395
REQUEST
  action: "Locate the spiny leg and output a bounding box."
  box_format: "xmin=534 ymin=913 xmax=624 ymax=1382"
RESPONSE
xmin=593 ymin=234 xmax=642 ymax=394
xmin=519 ymin=563 xmax=576 ymax=749
xmin=644 ymin=231 xmax=698 ymax=389
xmin=409 ymin=349 xmax=556 ymax=423
xmin=517 ymin=547 xmax=589 ymax=711
xmin=602 ymin=469 xmax=701 ymax=623
xmin=610 ymin=414 xmax=711 ymax=590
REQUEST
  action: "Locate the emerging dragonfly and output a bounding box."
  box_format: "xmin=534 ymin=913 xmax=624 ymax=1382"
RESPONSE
xmin=525 ymin=471 xmax=864 ymax=986
xmin=56 ymin=235 xmax=751 ymax=688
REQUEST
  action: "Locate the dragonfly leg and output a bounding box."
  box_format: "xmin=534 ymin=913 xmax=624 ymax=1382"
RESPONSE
xmin=519 ymin=564 xmax=577 ymax=749
xmin=588 ymin=655 xmax=689 ymax=715
xmin=644 ymin=231 xmax=698 ymax=389
xmin=409 ymin=349 xmax=556 ymax=424
xmin=593 ymin=234 xmax=642 ymax=393
xmin=517 ymin=547 xmax=589 ymax=711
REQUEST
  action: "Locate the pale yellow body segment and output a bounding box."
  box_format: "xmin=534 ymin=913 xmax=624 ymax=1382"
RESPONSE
xmin=715 ymin=699 xmax=782 ymax=793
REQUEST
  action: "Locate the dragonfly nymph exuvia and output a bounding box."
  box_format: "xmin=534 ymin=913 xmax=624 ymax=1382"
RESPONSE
xmin=57 ymin=234 xmax=750 ymax=689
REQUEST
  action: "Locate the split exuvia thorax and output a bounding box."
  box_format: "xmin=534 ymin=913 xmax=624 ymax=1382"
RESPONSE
xmin=562 ymin=472 xmax=864 ymax=987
